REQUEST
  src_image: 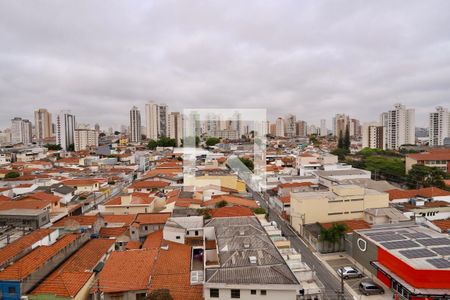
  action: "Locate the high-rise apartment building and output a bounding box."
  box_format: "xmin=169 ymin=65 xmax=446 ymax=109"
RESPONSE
xmin=285 ymin=114 xmax=296 ymax=138
xmin=158 ymin=104 xmax=168 ymax=137
xmin=275 ymin=117 xmax=285 ymax=137
xmin=333 ymin=114 xmax=350 ymax=139
xmin=362 ymin=122 xmax=385 ymax=149
xmin=320 ymin=119 xmax=327 ymax=136
xmin=350 ymin=118 xmax=362 ymax=138
xmin=145 ymin=102 xmax=158 ymax=140
xmin=74 ymin=125 xmax=98 ymax=151
xmin=429 ymin=106 xmax=449 ymax=147
xmin=381 ymin=104 xmax=415 ymax=150
xmin=11 ymin=117 xmax=32 ymax=145
xmin=129 ymin=106 xmax=141 ymax=143
xmin=169 ymin=112 xmax=183 ymax=146
xmin=34 ymin=108 xmax=52 ymax=140
xmin=296 ymin=120 xmax=307 ymax=137
xmin=56 ymin=111 xmax=76 ymax=151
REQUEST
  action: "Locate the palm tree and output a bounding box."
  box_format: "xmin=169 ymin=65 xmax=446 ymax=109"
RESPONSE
xmin=319 ymin=223 xmax=348 ymax=252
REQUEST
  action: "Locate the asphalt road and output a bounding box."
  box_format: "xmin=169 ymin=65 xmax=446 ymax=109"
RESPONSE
xmin=253 ymin=190 xmax=354 ymax=300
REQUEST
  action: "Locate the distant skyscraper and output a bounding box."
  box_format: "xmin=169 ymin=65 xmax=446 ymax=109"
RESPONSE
xmin=362 ymin=122 xmax=385 ymax=149
xmin=429 ymin=106 xmax=449 ymax=147
xmin=145 ymin=102 xmax=159 ymax=140
xmin=11 ymin=117 xmax=32 ymax=145
xmin=275 ymin=117 xmax=285 ymax=137
xmin=333 ymin=114 xmax=350 ymax=139
xmin=34 ymin=108 xmax=52 ymax=140
xmin=158 ymin=104 xmax=168 ymax=137
xmin=56 ymin=111 xmax=76 ymax=151
xmin=285 ymin=114 xmax=296 ymax=138
xmin=169 ymin=112 xmax=183 ymax=146
xmin=129 ymin=106 xmax=141 ymax=143
xmin=94 ymin=123 xmax=100 ymax=132
xmin=295 ymin=120 xmax=307 ymax=137
xmin=350 ymin=118 xmax=362 ymax=138
xmin=320 ymin=119 xmax=327 ymax=136
xmin=381 ymin=104 xmax=415 ymax=150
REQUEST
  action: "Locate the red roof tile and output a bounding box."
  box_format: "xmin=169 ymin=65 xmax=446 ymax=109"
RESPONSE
xmin=27 ymin=192 xmax=61 ymax=204
xmin=99 ymin=226 xmax=129 ymax=238
xmin=52 ymin=215 xmax=99 ymax=228
xmin=96 ymin=250 xmax=158 ymax=293
xmin=102 ymin=214 xmax=137 ymax=226
xmin=203 ymin=195 xmax=258 ymax=208
xmin=142 ymin=230 xmax=163 ymax=249
xmin=432 ymin=219 xmax=450 ymax=233
xmin=130 ymin=180 xmax=170 ymax=189
xmin=133 ymin=213 xmax=171 ymax=226
xmin=31 ymin=238 xmax=115 ymax=298
xmin=387 ymin=187 xmax=450 ymax=200
xmin=0 ymin=229 xmax=55 ymax=267
xmin=278 ymin=182 xmax=314 ymax=189
xmin=210 ymin=206 xmax=254 ymax=218
xmin=407 ymin=149 xmax=450 ymax=161
xmin=0 ymin=199 xmax=50 ymax=211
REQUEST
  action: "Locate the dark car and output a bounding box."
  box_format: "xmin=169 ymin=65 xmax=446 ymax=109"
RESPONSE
xmin=359 ymin=281 xmax=385 ymax=295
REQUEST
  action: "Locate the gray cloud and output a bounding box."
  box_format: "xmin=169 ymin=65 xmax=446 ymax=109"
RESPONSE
xmin=1 ymin=0 xmax=450 ymax=129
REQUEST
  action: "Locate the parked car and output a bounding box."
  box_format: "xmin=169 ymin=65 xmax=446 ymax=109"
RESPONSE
xmin=359 ymin=281 xmax=385 ymax=295
xmin=337 ymin=266 xmax=363 ymax=279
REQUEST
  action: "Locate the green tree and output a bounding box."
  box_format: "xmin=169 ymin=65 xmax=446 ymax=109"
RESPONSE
xmin=319 ymin=223 xmax=348 ymax=252
xmin=343 ymin=124 xmax=350 ymax=150
xmin=337 ymin=131 xmax=344 ymax=149
xmin=206 ymin=137 xmax=220 ymax=146
xmin=114 ymin=131 xmax=121 ymax=135
xmin=44 ymin=144 xmax=62 ymax=151
xmin=148 ymin=139 xmax=158 ymax=150
xmin=67 ymin=143 xmax=75 ymax=152
xmin=407 ymin=164 xmax=447 ymax=189
xmin=253 ymin=207 xmax=266 ymax=215
xmin=147 ymin=137 xmax=177 ymax=150
xmin=239 ymin=157 xmax=254 ymax=171
xmin=215 ymin=200 xmax=228 ymax=208
xmin=4 ymin=171 xmax=20 ymax=179
xmin=147 ymin=289 xmax=173 ymax=300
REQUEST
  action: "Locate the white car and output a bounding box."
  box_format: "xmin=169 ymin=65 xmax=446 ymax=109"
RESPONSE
xmin=337 ymin=266 xmax=363 ymax=279
xmin=256 ymin=200 xmax=260 ymax=206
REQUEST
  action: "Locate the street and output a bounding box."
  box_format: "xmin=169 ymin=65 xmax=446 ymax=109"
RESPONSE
xmin=253 ymin=190 xmax=354 ymax=300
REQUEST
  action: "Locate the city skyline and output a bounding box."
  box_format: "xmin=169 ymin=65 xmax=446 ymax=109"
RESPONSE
xmin=1 ymin=1 xmax=450 ymax=128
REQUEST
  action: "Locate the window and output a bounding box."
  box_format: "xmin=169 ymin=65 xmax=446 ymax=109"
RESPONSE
xmin=251 ymin=290 xmax=257 ymax=295
xmin=260 ymin=290 xmax=267 ymax=295
xmin=8 ymin=287 xmax=16 ymax=294
xmin=176 ymin=236 xmax=180 ymax=239
xmin=144 ymin=226 xmax=148 ymax=231
xmin=231 ymin=289 xmax=240 ymax=298
xmin=210 ymin=289 xmax=219 ymax=298
xmin=195 ymin=230 xmax=199 ymax=236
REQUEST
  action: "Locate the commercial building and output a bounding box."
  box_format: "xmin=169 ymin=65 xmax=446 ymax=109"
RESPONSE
xmin=129 ymin=105 xmax=141 ymax=143
xmin=290 ymin=185 xmax=389 ymax=235
xmin=362 ymin=122 xmax=385 ymax=149
xmin=429 ymin=106 xmax=450 ymax=147
xmin=56 ymin=110 xmax=76 ymax=151
xmin=381 ymin=104 xmax=415 ymax=150
xmin=34 ymin=108 xmax=52 ymax=140
xmin=351 ymin=225 xmax=450 ymax=299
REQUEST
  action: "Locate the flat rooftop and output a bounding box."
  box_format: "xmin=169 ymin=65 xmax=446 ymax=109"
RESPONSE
xmin=357 ymin=225 xmax=450 ymax=270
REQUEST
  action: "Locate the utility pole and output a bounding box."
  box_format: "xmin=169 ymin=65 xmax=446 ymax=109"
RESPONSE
xmin=340 ymin=271 xmax=345 ymax=300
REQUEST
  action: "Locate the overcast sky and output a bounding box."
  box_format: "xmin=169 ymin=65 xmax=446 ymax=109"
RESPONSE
xmin=1 ymin=1 xmax=450 ymax=130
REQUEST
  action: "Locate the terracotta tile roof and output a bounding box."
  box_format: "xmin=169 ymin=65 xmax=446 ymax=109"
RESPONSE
xmin=145 ymin=168 xmax=183 ymax=178
xmin=52 ymin=215 xmax=99 ymax=228
xmin=320 ymin=219 xmax=371 ymax=233
xmin=99 ymin=226 xmax=129 ymax=238
xmin=0 ymin=229 xmax=55 ymax=267
xmin=31 ymin=238 xmax=115 ymax=298
xmin=133 ymin=213 xmax=171 ymax=226
xmin=56 ymin=158 xmax=80 ymax=164
xmin=142 ymin=230 xmax=163 ymax=249
xmin=130 ymin=180 xmax=170 ymax=189
xmin=0 ymin=234 xmax=79 ymax=280
xmin=157 ymin=162 xmax=182 ymax=168
xmin=27 ymin=192 xmax=61 ymax=204
xmin=432 ymin=219 xmax=450 ymax=233
xmin=102 ymin=214 xmax=137 ymax=226
xmin=96 ymin=249 xmax=158 ymax=293
xmin=0 ymin=199 xmax=50 ymax=211
xmin=403 ymin=200 xmax=449 ymax=210
xmin=407 ymin=149 xmax=450 ymax=161
xmin=445 ymin=179 xmax=450 ymax=187
xmin=387 ymin=187 xmax=450 ymax=200
xmin=203 ymin=195 xmax=258 ymax=208
xmin=125 ymin=241 xmax=141 ymax=250
xmin=210 ymin=206 xmax=254 ymax=218
xmin=0 ymin=195 xmax=11 ymax=201
xmin=149 ymin=241 xmax=202 ymax=300
xmin=278 ymin=182 xmax=314 ymax=189
xmin=279 ymin=196 xmax=290 ymax=204
xmin=63 ymin=179 xmax=101 ymax=186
